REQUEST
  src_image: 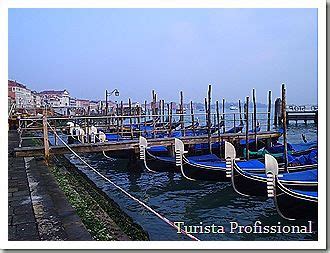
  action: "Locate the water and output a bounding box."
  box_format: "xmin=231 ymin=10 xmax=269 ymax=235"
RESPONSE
xmin=62 ymin=122 xmax=318 ymax=241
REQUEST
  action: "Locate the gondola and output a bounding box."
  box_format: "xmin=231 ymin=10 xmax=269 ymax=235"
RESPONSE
xmin=174 ymin=138 xmax=266 ymax=181
xmin=139 ymin=137 xmax=221 ymax=173
xmin=226 ymin=142 xmax=317 ymax=197
xmin=139 ymin=136 xmax=178 ymax=173
xmin=225 ymin=123 xmax=244 ymax=134
xmin=265 ymin=154 xmax=318 ymax=220
xmin=230 ymin=160 xmax=317 ymax=197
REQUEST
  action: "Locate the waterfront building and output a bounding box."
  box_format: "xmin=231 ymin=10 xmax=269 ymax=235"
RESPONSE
xmin=39 ymin=89 xmax=70 ymax=108
xmin=8 ymin=80 xmax=33 ymax=109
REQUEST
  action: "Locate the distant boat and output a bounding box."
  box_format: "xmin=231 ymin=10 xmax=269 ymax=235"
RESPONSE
xmin=230 ymin=104 xmax=238 ymax=110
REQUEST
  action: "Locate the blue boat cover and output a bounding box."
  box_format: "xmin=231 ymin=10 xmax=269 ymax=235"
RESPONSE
xmin=236 ymin=160 xmax=265 ymax=171
xmin=240 ymin=139 xmax=257 ymax=145
xmin=291 ymin=141 xmax=318 ymax=152
xmin=287 ymin=149 xmax=318 ymax=166
xmin=149 ymin=146 xmax=168 ymax=152
xmin=155 ymin=155 xmax=175 ymax=162
xmin=281 ymin=169 xmax=318 ymax=182
xmin=188 ymin=154 xmax=220 ymax=162
xmin=292 ymin=189 xmax=318 ymax=198
xmin=105 ymin=133 xmax=122 ymax=141
xmin=186 ymin=155 xmax=264 ymax=171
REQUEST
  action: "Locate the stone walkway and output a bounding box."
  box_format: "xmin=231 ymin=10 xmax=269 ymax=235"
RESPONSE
xmin=8 ymin=130 xmax=92 ymax=241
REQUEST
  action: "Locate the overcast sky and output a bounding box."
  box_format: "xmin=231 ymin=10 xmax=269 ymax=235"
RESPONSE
xmin=9 ymin=8 xmax=317 ymax=104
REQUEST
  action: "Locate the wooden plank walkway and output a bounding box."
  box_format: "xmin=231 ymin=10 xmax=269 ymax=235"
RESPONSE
xmin=15 ymin=131 xmax=281 ymax=157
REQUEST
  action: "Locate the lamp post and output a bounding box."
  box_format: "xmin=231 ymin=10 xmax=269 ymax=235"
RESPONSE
xmin=105 ymin=89 xmax=120 ymax=115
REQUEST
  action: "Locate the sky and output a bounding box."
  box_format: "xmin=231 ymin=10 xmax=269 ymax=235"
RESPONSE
xmin=9 ymin=8 xmax=318 ymax=104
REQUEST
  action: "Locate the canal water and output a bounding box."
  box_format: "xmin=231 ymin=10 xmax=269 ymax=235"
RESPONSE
xmin=62 ymin=122 xmax=318 ymax=241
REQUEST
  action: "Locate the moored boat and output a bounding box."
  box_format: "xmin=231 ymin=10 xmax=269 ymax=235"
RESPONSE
xmin=139 ymin=136 xmax=178 ymax=173
xmin=265 ymin=154 xmax=318 ymax=220
xmin=174 ymin=138 xmax=265 ymax=181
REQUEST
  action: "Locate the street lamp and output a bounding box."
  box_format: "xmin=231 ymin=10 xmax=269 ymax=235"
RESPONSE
xmin=105 ymin=89 xmax=120 ymax=115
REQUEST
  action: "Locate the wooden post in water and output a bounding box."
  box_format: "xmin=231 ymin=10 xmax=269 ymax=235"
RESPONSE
xmin=53 ymin=119 xmax=57 ymax=145
xmin=274 ymin=98 xmax=281 ymax=126
xmin=204 ymin=97 xmax=208 ymax=129
xmin=267 ymin=90 xmax=272 ymax=131
xmin=86 ymin=117 xmax=90 ymax=143
xmin=180 ymin=91 xmax=185 ymax=136
xmin=207 ymin=85 xmax=212 ymax=152
xmin=239 ymin=100 xmax=243 ymax=125
xmin=162 ymin=100 xmax=165 ymax=123
xmin=153 ymin=92 xmax=157 ymax=119
xmin=128 ymin=98 xmax=133 ymax=139
xmin=190 ymin=101 xmax=196 ymax=136
xmin=151 ymin=90 xmax=155 ymax=116
xmin=216 ymin=100 xmax=221 ymax=157
xmin=120 ymin=101 xmax=124 ymax=137
xmin=137 ymin=104 xmax=141 ymax=137
xmin=144 ymin=100 xmax=147 ymax=137
xmin=166 ymin=103 xmax=170 ymax=123
xmin=152 ymin=94 xmax=156 ymax=139
xmin=222 ymin=98 xmax=225 ymax=133
xmin=169 ymin=102 xmax=173 ymax=136
xmin=245 ymin=96 xmax=250 ymax=160
xmin=282 ymin=84 xmax=288 ymax=171
xmin=252 ymin=89 xmax=257 ymax=150
xmin=42 ymin=115 xmax=50 ymax=161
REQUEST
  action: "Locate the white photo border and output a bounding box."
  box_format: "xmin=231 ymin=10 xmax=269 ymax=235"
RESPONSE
xmin=0 ymin=0 xmax=326 ymax=249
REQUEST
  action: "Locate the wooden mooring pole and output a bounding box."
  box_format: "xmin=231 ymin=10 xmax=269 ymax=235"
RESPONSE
xmin=53 ymin=119 xmax=57 ymax=145
xmin=216 ymin=100 xmax=221 ymax=157
xmin=267 ymin=90 xmax=272 ymax=131
xmin=245 ymin=96 xmax=249 ymax=160
xmin=129 ymin=98 xmax=133 ymax=139
xmin=207 ymin=85 xmax=212 ymax=152
xmin=252 ymin=89 xmax=257 ymax=150
xmin=190 ymin=101 xmax=196 ymax=136
xmin=180 ymin=91 xmax=185 ymax=136
xmin=169 ymin=102 xmax=173 ymax=137
xmin=42 ymin=115 xmax=50 ymax=161
xmin=222 ymin=98 xmax=225 ymax=133
xmin=282 ymin=84 xmax=288 ymax=171
xmin=238 ymin=99 xmax=243 ymax=125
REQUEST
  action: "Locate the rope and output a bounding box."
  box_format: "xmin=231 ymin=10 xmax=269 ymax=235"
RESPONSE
xmin=47 ymin=122 xmax=200 ymax=241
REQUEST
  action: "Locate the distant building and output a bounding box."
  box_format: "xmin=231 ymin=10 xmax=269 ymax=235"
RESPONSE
xmin=76 ymin=99 xmax=90 ymax=109
xmin=89 ymin=100 xmax=99 ymax=114
xmin=31 ymin=91 xmax=41 ymax=108
xmin=39 ymin=89 xmax=70 ymax=107
xmin=69 ymin=97 xmax=77 ymax=108
xmin=8 ymin=80 xmax=33 ymax=109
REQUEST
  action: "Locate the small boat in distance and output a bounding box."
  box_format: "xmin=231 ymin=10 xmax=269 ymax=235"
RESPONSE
xmin=229 ymin=104 xmax=238 ymax=110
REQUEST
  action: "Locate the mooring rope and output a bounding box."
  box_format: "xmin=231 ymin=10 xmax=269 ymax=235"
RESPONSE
xmin=47 ymin=122 xmax=200 ymax=241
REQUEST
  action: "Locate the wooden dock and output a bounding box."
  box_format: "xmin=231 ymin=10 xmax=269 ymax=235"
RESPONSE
xmin=14 ymin=130 xmax=281 ymax=157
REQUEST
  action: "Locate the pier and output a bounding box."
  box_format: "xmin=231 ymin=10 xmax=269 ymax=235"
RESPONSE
xmin=274 ymin=100 xmax=318 ymax=125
